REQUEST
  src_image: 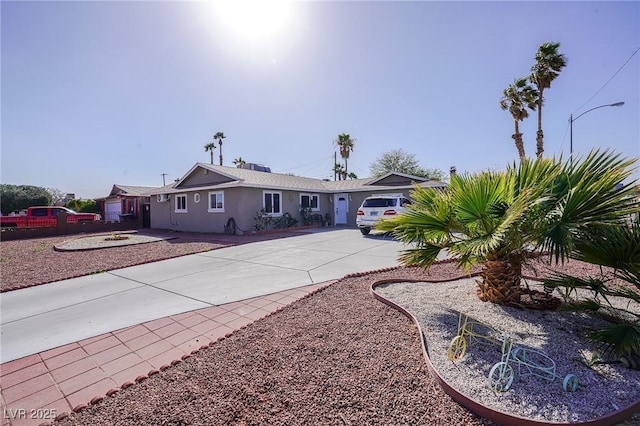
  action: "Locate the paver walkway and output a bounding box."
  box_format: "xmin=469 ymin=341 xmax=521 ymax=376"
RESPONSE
xmin=1 ymin=281 xmax=332 ymax=426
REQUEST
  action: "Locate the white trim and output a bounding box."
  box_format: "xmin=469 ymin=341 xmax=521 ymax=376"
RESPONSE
xmin=263 ymin=190 xmax=282 ymax=217
xmin=193 ymin=193 xmax=201 ymax=203
xmin=300 ymin=193 xmax=320 ymax=211
xmin=174 ymin=194 xmax=187 ymax=213
xmin=208 ymin=191 xmax=225 ymax=212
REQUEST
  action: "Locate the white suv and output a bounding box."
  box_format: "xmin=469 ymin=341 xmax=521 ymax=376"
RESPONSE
xmin=356 ymin=193 xmax=411 ymax=235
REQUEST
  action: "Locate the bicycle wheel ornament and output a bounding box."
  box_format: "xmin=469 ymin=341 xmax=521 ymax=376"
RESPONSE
xmin=447 ymin=336 xmax=467 ymax=361
xmin=488 ymin=361 xmax=515 ymax=392
xmin=563 ymin=374 xmax=579 ymax=392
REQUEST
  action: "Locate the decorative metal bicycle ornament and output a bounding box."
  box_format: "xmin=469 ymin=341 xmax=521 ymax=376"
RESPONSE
xmin=447 ymin=311 xmax=579 ymax=393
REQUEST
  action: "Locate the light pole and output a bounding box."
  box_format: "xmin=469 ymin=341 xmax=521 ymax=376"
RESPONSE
xmin=569 ymin=101 xmax=624 ymax=164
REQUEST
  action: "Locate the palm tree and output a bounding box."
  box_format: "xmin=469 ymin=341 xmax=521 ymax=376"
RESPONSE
xmin=333 ymin=163 xmax=346 ymax=181
xmin=529 ymin=42 xmax=567 ymax=159
xmin=335 ymin=133 xmax=355 ymax=175
xmin=214 ymin=132 xmax=226 ymax=166
xmin=233 ymin=157 xmax=246 ymax=168
xmin=204 ymin=142 xmax=216 ymax=165
xmin=377 ymin=150 xmax=637 ymax=306
xmin=500 ymin=77 xmax=538 ymax=160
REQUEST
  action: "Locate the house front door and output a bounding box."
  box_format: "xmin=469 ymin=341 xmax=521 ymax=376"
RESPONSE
xmin=334 ymin=194 xmax=348 ymax=225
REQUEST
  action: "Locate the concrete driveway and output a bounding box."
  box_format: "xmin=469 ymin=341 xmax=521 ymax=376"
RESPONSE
xmin=1 ymin=228 xmax=438 ymax=363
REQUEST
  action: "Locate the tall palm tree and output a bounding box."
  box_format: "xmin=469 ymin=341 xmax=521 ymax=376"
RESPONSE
xmin=233 ymin=157 xmax=246 ymax=168
xmin=214 ymin=132 xmax=226 ymax=166
xmin=500 ymin=77 xmax=538 ymax=160
xmin=529 ymin=42 xmax=567 ymax=159
xmin=377 ymin=150 xmax=637 ymax=306
xmin=204 ymin=142 xmax=216 ymax=165
xmin=335 ymin=133 xmax=355 ymax=175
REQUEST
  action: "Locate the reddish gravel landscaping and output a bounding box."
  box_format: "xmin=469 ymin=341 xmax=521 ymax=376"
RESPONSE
xmin=0 ymin=230 xmax=304 ymax=292
xmin=58 ymin=263 xmax=497 ymax=426
xmin=3 ymin=231 xmax=638 ymax=425
xmin=55 ymin=259 xmax=639 ymax=426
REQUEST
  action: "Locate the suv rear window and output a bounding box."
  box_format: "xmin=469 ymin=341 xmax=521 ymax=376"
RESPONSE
xmin=362 ymin=198 xmax=397 ymax=208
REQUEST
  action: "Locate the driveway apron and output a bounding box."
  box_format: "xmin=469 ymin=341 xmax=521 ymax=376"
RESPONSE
xmin=1 ymin=229 xmax=416 ymax=363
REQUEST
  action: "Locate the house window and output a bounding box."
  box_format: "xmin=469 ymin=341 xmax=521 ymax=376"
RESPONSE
xmin=175 ymin=194 xmax=187 ymax=213
xmin=194 ymin=193 xmax=201 ymax=204
xmin=300 ymin=194 xmax=320 ymax=211
xmin=208 ymin=191 xmax=224 ymax=212
xmin=263 ymin=191 xmax=282 ymax=216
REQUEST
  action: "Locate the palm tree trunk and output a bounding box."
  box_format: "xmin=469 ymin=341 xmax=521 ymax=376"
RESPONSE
xmin=536 ymin=91 xmax=544 ymax=159
xmin=512 ymin=120 xmax=525 ymax=160
xmin=476 ymin=255 xmax=523 ymax=304
xmin=219 ymin=141 xmax=223 ymax=166
xmin=210 ymin=151 xmax=214 ymax=165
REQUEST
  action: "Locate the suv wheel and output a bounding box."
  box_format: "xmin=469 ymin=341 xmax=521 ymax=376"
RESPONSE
xmin=360 ymin=227 xmax=371 ymax=235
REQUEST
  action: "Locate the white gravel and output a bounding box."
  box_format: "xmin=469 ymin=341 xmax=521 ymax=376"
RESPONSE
xmin=374 ymin=277 xmax=640 ymax=423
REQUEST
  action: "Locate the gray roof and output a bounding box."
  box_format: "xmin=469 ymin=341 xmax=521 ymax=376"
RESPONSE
xmin=94 ymin=184 xmax=165 ymax=200
xmin=151 ymin=163 xmax=445 ymax=195
xmin=112 ymin=185 xmax=161 ymax=196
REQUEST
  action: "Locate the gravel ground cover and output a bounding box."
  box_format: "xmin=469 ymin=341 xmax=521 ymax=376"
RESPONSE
xmin=58 ymin=263 xmax=495 ymax=426
xmin=375 ymin=278 xmax=640 ymax=423
xmin=0 ymin=230 xmax=300 ymax=292
xmin=55 ymin=260 xmax=637 ymax=426
xmin=2 ymin=232 xmax=638 ymax=424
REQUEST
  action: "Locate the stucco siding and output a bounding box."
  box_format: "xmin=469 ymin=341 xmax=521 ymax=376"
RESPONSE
xmin=150 ymin=187 xmax=334 ymax=234
xmin=180 ymin=167 xmax=235 ymax=187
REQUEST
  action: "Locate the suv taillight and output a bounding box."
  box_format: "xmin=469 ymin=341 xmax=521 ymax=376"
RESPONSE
xmin=357 ymin=209 xmax=365 ymax=216
xmin=383 ymin=210 xmax=397 ymax=215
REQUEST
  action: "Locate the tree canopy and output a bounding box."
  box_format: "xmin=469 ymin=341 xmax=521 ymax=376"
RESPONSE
xmin=369 ymin=149 xmax=444 ymax=181
xmin=0 ymin=184 xmax=52 ymax=215
xmin=66 ymin=198 xmax=101 ymax=213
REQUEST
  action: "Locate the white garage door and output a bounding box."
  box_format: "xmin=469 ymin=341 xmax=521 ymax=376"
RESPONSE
xmin=105 ymin=201 xmax=121 ymax=222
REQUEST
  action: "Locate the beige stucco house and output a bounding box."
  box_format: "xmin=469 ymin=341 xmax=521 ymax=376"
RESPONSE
xmin=149 ymin=163 xmax=446 ymax=235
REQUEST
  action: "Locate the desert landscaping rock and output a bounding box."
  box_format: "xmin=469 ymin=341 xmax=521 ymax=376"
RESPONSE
xmin=57 ymin=261 xmax=639 ymax=425
xmin=3 ymin=233 xmax=638 ymax=425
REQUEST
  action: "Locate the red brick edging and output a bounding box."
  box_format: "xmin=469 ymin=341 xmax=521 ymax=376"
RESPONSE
xmin=0 ymin=283 xmax=333 ymax=426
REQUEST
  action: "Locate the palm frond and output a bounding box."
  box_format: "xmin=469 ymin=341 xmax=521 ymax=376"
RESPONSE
xmin=588 ymin=323 xmax=640 ymax=358
xmin=537 ymin=150 xmax=638 ymax=262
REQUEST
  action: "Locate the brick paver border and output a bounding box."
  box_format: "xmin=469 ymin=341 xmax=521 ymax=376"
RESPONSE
xmin=1 ymin=282 xmax=332 ymax=426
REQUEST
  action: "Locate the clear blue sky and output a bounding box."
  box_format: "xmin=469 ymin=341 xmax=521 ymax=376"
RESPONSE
xmin=2 ymin=1 xmax=639 ymax=199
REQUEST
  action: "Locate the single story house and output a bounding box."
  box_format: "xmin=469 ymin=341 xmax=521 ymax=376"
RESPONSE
xmin=149 ymin=163 xmax=446 ymax=235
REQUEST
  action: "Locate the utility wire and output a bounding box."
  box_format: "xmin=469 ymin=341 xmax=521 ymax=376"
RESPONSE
xmin=572 ymin=45 xmax=640 ymax=115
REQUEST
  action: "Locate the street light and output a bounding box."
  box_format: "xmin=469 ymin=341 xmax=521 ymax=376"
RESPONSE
xmin=569 ymin=101 xmax=624 ymax=163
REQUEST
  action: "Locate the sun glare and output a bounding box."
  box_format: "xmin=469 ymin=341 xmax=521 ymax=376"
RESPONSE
xmin=212 ymin=0 xmax=293 ymax=43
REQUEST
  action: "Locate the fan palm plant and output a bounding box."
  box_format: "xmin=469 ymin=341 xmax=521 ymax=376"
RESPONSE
xmin=529 ymin=42 xmax=567 ymax=159
xmin=500 ymin=77 xmax=538 ymax=160
xmin=543 ymin=223 xmax=640 ymax=360
xmin=377 ymin=150 xmax=637 ymax=306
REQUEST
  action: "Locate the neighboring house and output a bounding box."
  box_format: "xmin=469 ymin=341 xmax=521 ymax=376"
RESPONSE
xmin=96 ymin=184 xmax=163 ymax=226
xmin=150 ymin=163 xmax=446 ymax=234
